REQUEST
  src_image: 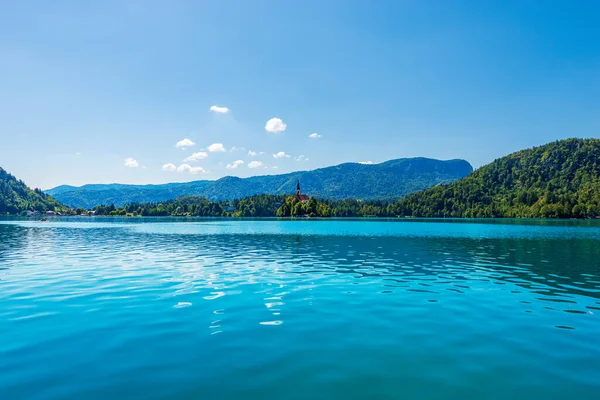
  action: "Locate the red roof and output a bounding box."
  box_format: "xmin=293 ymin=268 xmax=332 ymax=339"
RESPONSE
xmin=298 ymin=194 xmax=309 ymax=201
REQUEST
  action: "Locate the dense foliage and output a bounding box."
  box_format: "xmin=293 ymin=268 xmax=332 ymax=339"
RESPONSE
xmin=390 ymin=139 xmax=600 ymax=218
xmin=233 ymin=194 xmax=288 ymax=217
xmin=93 ymin=195 xmax=289 ymax=217
xmin=276 ymin=198 xmax=393 ymax=218
xmin=276 ymin=196 xmax=332 ymax=217
xmin=92 ymin=194 xmax=397 ymax=218
xmin=0 ymin=167 xmax=66 ymax=214
xmin=93 ymin=196 xmax=225 ymax=217
xmin=47 ymin=158 xmax=473 ymax=208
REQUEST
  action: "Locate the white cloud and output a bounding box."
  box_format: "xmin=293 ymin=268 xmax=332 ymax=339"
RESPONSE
xmin=162 ymin=163 xmax=177 ymax=171
xmin=272 ymin=166 xmax=279 ymax=169
xmin=295 ymin=155 xmax=309 ymax=161
xmin=259 ymin=151 xmax=265 ymax=155
xmin=359 ymin=161 xmax=374 ymax=165
xmin=177 ymin=164 xmax=207 ymax=174
xmin=309 ymin=133 xmax=322 ymax=139
xmin=248 ymin=150 xmax=257 ymax=156
xmin=124 ymin=157 xmax=139 ymax=168
xmin=184 ymin=151 xmax=208 ymax=162
xmin=176 ymin=138 xmax=195 ymax=149
xmin=226 ymin=160 xmax=245 ymax=169
xmin=230 ymin=146 xmax=245 ymax=152
xmin=273 ymin=151 xmax=291 ymax=159
xmin=209 ymin=105 xmax=229 ymax=113
xmin=265 ymin=117 xmax=287 ymax=134
xmin=208 ymin=143 xmax=226 ymax=152
xmin=248 ymin=161 xmax=263 ymax=168
xmin=75 ymin=152 xmax=82 ymax=156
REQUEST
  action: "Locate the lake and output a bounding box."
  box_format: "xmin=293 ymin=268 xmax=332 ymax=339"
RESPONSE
xmin=1 ymin=218 xmax=599 ymax=399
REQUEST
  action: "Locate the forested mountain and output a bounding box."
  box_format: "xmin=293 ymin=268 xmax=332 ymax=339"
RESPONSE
xmin=47 ymin=158 xmax=473 ymax=208
xmin=0 ymin=167 xmax=65 ymax=214
xmin=88 ymin=139 xmax=600 ymax=220
xmin=388 ymin=139 xmax=600 ymax=218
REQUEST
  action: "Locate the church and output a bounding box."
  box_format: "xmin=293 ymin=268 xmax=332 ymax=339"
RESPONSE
xmin=296 ymin=180 xmax=309 ymax=203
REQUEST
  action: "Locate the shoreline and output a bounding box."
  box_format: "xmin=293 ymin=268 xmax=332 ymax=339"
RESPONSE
xmin=3 ymin=215 xmax=600 ymax=222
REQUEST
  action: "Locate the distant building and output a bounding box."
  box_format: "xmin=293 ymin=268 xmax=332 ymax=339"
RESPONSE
xmin=296 ymin=180 xmax=309 ymax=203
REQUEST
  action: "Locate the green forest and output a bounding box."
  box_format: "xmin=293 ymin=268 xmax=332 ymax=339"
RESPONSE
xmin=91 ymin=194 xmax=390 ymax=218
xmin=389 ymin=138 xmax=600 ymax=218
xmin=0 ymin=167 xmax=66 ymax=214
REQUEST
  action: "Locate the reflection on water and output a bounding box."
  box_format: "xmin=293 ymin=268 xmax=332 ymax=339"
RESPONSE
xmin=0 ymin=219 xmax=599 ymax=399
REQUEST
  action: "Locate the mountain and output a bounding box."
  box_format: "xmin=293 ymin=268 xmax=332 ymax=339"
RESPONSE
xmin=1 ymin=167 xmax=65 ymax=214
xmin=47 ymin=157 xmax=473 ymax=209
xmin=390 ymin=138 xmax=600 ymax=218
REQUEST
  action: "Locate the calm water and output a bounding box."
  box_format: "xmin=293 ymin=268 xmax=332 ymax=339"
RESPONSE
xmin=1 ymin=218 xmax=599 ymax=399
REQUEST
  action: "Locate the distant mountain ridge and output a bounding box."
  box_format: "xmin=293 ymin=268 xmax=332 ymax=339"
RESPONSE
xmin=46 ymin=157 xmax=473 ymax=209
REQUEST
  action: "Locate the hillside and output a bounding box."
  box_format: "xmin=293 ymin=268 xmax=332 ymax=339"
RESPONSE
xmin=389 ymin=139 xmax=600 ymax=218
xmin=47 ymin=157 xmax=473 ymax=208
xmin=0 ymin=167 xmax=66 ymax=214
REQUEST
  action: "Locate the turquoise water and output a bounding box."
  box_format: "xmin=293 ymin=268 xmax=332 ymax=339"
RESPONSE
xmin=1 ymin=218 xmax=599 ymax=399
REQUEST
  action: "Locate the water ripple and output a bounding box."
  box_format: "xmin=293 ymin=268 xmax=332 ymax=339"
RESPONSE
xmin=1 ymin=219 xmax=599 ymax=399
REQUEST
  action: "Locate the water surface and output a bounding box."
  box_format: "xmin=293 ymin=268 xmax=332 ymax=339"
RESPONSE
xmin=1 ymin=218 xmax=599 ymax=399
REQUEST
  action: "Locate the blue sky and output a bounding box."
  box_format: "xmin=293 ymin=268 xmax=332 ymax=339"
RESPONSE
xmin=1 ymin=0 xmax=598 ymax=189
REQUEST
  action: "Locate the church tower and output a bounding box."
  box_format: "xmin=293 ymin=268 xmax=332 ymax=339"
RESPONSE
xmin=295 ymin=180 xmax=309 ymax=202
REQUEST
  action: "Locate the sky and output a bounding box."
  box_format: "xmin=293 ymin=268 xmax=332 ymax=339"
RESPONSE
xmin=0 ymin=0 xmax=599 ymax=189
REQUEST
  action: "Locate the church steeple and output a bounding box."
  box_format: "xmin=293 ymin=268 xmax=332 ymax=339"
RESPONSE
xmin=295 ymin=179 xmax=309 ymax=203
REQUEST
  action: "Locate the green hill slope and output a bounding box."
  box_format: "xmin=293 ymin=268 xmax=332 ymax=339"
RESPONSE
xmin=390 ymin=139 xmax=600 ymax=218
xmin=0 ymin=167 xmax=65 ymax=214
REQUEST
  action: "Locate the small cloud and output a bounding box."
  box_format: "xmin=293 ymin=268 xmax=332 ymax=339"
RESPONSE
xmin=265 ymin=117 xmax=287 ymax=134
xmin=176 ymin=138 xmax=195 ymax=149
xmin=177 ymin=164 xmax=207 ymax=174
xmin=124 ymin=158 xmax=139 ymax=168
xmin=184 ymin=151 xmax=208 ymax=162
xmin=248 ymin=150 xmax=257 ymax=156
xmin=272 ymin=166 xmax=279 ymax=169
xmin=273 ymin=151 xmax=291 ymax=159
xmin=295 ymin=155 xmax=309 ymax=161
xmin=75 ymin=152 xmax=82 ymax=156
xmin=162 ymin=163 xmax=177 ymax=171
xmin=359 ymin=161 xmax=374 ymax=165
xmin=208 ymin=143 xmax=226 ymax=152
xmin=226 ymin=160 xmax=245 ymax=169
xmin=209 ymin=105 xmax=229 ymax=113
xmin=309 ymin=133 xmax=322 ymax=139
xmin=230 ymin=146 xmax=245 ymax=152
xmin=248 ymin=161 xmax=263 ymax=169
xmin=259 ymin=151 xmax=265 ymax=155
